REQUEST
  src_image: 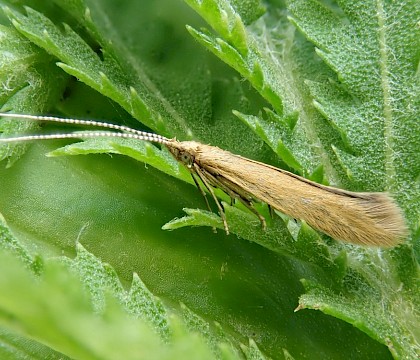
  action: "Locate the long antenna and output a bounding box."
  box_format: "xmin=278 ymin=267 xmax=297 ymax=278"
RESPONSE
xmin=0 ymin=112 xmax=170 ymax=145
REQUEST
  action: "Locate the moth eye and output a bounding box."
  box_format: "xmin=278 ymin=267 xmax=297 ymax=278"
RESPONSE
xmin=179 ymin=152 xmax=193 ymax=165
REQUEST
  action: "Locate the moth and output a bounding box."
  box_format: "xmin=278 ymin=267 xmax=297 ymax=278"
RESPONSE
xmin=0 ymin=113 xmax=408 ymax=247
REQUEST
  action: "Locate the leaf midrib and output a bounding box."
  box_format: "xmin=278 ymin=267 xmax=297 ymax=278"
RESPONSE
xmin=376 ymin=0 xmax=395 ymax=190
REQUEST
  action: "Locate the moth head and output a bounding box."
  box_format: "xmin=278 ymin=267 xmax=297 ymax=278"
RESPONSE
xmin=166 ymin=140 xmax=200 ymax=168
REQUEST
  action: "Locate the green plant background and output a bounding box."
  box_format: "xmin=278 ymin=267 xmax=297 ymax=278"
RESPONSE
xmin=0 ymin=0 xmax=419 ymax=359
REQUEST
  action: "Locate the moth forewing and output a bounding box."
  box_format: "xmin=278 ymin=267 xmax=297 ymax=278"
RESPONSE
xmin=183 ymin=142 xmax=408 ymax=247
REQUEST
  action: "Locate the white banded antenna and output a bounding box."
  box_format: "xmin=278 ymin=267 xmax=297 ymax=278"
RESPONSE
xmin=0 ymin=112 xmax=170 ymax=145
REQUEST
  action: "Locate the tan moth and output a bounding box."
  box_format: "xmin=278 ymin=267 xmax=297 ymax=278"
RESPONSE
xmin=0 ymin=112 xmax=408 ymax=247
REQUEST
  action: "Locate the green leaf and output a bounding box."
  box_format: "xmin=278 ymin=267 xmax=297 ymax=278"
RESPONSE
xmin=0 ymin=243 xmax=240 ymax=360
xmin=0 ymin=23 xmax=68 ymax=165
xmin=0 ymin=0 xmax=419 ymax=359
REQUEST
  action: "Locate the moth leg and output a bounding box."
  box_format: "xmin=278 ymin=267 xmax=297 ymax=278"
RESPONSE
xmin=268 ymin=204 xmax=275 ymax=218
xmin=191 ymin=172 xmax=217 ymax=233
xmin=212 ymin=175 xmax=267 ymax=231
xmin=192 ymin=164 xmax=229 ymax=235
xmin=236 ymin=198 xmax=267 ymax=231
xmin=191 ymin=173 xmax=212 ymax=213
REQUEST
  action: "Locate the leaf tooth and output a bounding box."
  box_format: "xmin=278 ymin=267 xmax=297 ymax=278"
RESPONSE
xmin=128 ymin=273 xmax=170 ymax=341
xmin=240 ymin=339 xmax=268 ymax=360
xmin=308 ymin=164 xmax=325 ymax=184
xmin=233 ymin=111 xmax=270 ymax=140
xmin=276 ymin=139 xmax=304 ymax=173
xmin=264 ymin=108 xmax=298 ymax=132
xmin=314 ymin=48 xmax=341 ymax=79
xmin=129 ymin=86 xmax=153 ymax=127
xmin=250 ymin=62 xmax=283 ymax=114
xmin=312 ymin=99 xmax=356 ymax=155
xmin=262 ymin=86 xmax=283 ymax=115
xmin=84 ymin=7 xmax=92 ymax=22
xmin=186 ymin=0 xmax=248 ymax=56
xmin=99 ymin=71 xmax=126 ymax=107
xmin=250 ymin=60 xmax=264 ymax=88
xmin=233 ymin=110 xmax=305 ymax=173
xmin=186 ymin=25 xmax=217 ymax=48
xmin=215 ymin=37 xmax=247 ymax=70
xmin=331 ymin=144 xmax=355 ymax=181
xmin=230 ymin=12 xmax=248 ymax=56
